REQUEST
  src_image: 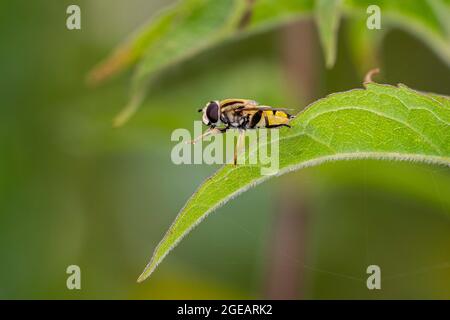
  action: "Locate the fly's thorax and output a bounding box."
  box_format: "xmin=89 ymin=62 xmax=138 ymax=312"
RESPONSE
xmin=221 ymin=109 xmax=246 ymax=128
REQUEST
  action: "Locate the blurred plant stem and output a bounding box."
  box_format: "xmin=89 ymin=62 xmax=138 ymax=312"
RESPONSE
xmin=265 ymin=20 xmax=318 ymax=299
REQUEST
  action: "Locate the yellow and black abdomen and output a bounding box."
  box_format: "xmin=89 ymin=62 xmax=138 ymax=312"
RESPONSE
xmin=248 ymin=109 xmax=293 ymax=129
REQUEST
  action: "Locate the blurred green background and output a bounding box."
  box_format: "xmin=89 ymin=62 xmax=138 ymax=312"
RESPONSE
xmin=0 ymin=0 xmax=449 ymax=299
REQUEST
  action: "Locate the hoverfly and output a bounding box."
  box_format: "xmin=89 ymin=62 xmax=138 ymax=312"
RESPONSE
xmin=189 ymin=99 xmax=294 ymax=165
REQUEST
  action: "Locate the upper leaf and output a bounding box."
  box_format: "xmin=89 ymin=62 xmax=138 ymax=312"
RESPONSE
xmin=137 ymin=83 xmax=450 ymax=282
xmin=315 ymin=0 xmax=342 ymax=68
xmin=110 ymin=0 xmax=252 ymax=126
xmin=89 ymin=0 xmax=449 ymax=126
xmin=344 ymin=0 xmax=450 ymax=66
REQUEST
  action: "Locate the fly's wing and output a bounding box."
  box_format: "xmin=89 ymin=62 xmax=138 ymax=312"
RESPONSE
xmin=245 ymin=105 xmax=295 ymax=120
xmin=241 ymin=106 xmax=293 ymax=113
xmin=219 ymin=99 xmax=258 ymax=112
xmin=220 ymin=99 xmax=293 ymax=114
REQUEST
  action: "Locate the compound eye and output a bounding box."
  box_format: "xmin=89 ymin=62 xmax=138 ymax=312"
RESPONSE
xmin=205 ymin=101 xmax=219 ymax=123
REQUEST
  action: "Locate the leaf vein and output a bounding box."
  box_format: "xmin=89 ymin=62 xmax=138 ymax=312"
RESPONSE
xmin=302 ymin=106 xmax=443 ymax=154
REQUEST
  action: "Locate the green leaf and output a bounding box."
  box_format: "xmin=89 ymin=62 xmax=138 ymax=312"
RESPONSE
xmin=343 ymin=0 xmax=450 ymax=67
xmin=91 ymin=0 xmax=450 ymax=83
xmin=315 ymin=0 xmax=342 ymax=68
xmin=126 ymin=0 xmax=313 ymax=126
xmin=88 ymin=0 xmax=313 ymax=87
xmin=110 ymin=0 xmax=251 ymax=126
xmin=346 ymin=17 xmax=385 ymax=75
xmin=137 ymin=83 xmax=450 ymax=282
xmin=133 ymin=0 xmax=246 ymax=84
xmin=244 ymin=0 xmax=313 ymax=32
xmin=87 ymin=3 xmax=181 ymax=85
xmin=91 ymin=0 xmax=450 ymax=125
xmin=90 ymin=0 xmax=314 ymax=125
xmin=109 ymin=0 xmax=246 ymax=126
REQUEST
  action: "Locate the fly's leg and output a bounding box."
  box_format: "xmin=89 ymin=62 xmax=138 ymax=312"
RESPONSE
xmin=186 ymin=127 xmax=226 ymax=144
xmin=233 ymin=129 xmax=245 ymax=165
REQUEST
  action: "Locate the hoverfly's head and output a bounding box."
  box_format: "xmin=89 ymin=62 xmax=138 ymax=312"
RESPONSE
xmin=198 ymin=100 xmax=220 ymax=126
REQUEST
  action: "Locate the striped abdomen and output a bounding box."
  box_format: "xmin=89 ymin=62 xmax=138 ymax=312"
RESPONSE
xmin=247 ymin=109 xmax=293 ymax=129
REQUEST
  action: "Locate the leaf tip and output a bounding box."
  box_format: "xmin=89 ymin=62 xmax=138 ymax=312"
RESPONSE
xmin=325 ymin=52 xmax=337 ymax=69
xmin=137 ymin=264 xmax=155 ymax=283
xmin=315 ymin=0 xmax=342 ymax=69
xmin=86 ymin=47 xmax=135 ymax=87
xmin=112 ymin=91 xmax=145 ymax=127
xmin=112 ymin=110 xmax=130 ymax=128
xmin=136 ymin=274 xmax=147 ymax=283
